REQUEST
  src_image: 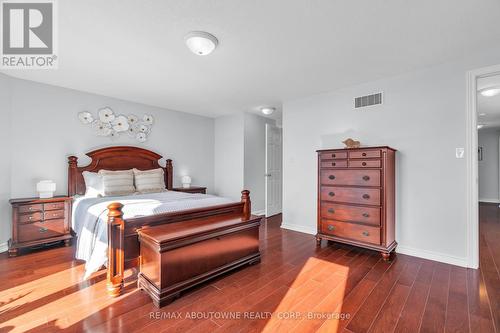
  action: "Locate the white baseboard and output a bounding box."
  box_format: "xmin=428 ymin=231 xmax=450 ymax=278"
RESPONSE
xmin=397 ymin=245 xmax=468 ymax=268
xmin=479 ymin=198 xmax=500 ymax=203
xmin=0 ymin=242 xmax=8 ymax=253
xmin=280 ymin=223 xmax=316 ymax=235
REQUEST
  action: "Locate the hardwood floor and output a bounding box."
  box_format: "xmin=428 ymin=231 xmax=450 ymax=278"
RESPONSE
xmin=0 ymin=210 xmax=498 ymax=333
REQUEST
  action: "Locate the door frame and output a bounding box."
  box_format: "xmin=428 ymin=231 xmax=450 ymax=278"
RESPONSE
xmin=466 ymin=63 xmax=500 ymax=269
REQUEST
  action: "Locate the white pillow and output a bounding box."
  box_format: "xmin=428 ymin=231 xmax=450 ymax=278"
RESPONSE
xmin=82 ymin=171 xmax=104 ymax=197
xmin=98 ymin=169 xmax=136 ymax=196
xmin=133 ymin=168 xmax=166 ymax=194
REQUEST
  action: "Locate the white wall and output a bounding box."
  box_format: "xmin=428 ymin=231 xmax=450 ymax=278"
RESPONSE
xmin=1 ymin=76 xmax=215 ymax=246
xmin=0 ymin=74 xmax=12 ymax=247
xmin=282 ymin=49 xmax=500 ymax=267
xmin=214 ymin=113 xmax=244 ymax=201
xmin=478 ymin=128 xmax=500 ymax=202
xmin=244 ymin=113 xmax=276 ymax=213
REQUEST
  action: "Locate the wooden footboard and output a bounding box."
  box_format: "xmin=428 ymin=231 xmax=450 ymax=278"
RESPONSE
xmin=106 ymin=190 xmax=252 ymax=297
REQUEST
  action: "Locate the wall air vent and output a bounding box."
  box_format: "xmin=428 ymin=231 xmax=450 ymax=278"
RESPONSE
xmin=354 ymin=92 xmax=383 ymax=109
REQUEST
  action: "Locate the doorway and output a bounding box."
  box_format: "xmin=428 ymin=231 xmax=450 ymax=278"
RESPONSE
xmin=466 ymin=64 xmax=500 ymax=269
xmin=265 ymin=123 xmax=282 ymax=217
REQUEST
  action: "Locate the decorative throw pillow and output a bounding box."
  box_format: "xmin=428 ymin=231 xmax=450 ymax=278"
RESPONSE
xmin=133 ymin=168 xmax=166 ymax=193
xmin=82 ymin=171 xmax=104 ymax=197
xmin=98 ymin=169 xmax=136 ymax=196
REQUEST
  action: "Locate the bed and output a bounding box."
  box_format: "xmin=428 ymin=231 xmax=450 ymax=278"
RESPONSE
xmin=68 ymin=146 xmax=252 ymax=297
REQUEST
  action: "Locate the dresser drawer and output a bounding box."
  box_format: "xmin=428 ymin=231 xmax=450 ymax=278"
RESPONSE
xmin=44 ymin=210 xmax=65 ymax=220
xmin=348 ymin=159 xmax=381 ymax=168
xmin=19 ymin=212 xmax=43 ymax=224
xmin=44 ymin=202 xmax=65 ymax=211
xmin=320 ymin=203 xmax=380 ymax=226
xmin=349 ymin=150 xmax=381 ymax=159
xmin=320 ymin=186 xmax=381 ymax=205
xmin=18 ymin=204 xmax=43 ymax=214
xmin=321 ymin=220 xmax=380 ymax=245
xmin=18 ymin=219 xmax=66 ymax=242
xmin=320 ymin=160 xmax=347 ymax=168
xmin=320 ymin=169 xmax=380 ymax=187
xmin=320 ymin=151 xmax=347 ymax=160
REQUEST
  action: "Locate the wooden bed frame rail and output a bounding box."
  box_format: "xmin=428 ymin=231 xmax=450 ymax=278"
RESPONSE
xmin=106 ymin=190 xmax=252 ymax=296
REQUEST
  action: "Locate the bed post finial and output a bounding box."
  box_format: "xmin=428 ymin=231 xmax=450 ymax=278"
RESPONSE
xmin=241 ymin=190 xmax=251 ymax=219
xmin=68 ymin=156 xmax=78 ymax=196
xmin=166 ymin=159 xmax=173 ymax=190
xmin=107 ymin=202 xmax=125 ymax=297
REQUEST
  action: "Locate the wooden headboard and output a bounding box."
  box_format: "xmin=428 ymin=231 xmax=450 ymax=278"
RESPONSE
xmin=68 ymin=146 xmax=173 ymax=196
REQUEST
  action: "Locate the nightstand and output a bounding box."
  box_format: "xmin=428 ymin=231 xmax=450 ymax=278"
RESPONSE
xmin=172 ymin=186 xmax=207 ymax=194
xmin=8 ymin=196 xmax=73 ymax=257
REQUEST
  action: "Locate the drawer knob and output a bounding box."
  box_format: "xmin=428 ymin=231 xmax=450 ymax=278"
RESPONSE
xmin=39 ymin=227 xmax=48 ymax=233
xmin=362 ymin=175 xmax=370 ymax=181
xmin=329 ymin=192 xmax=335 ymax=197
xmin=332 ymin=154 xmax=336 ymax=158
xmin=362 ymin=162 xmax=367 ymax=166
xmin=362 ymin=213 xmax=370 ymax=218
xmin=362 ymin=152 xmax=367 ymax=157
xmin=328 ymin=208 xmax=335 ymax=214
xmin=29 ymin=207 xmax=33 ymax=211
xmin=329 ymin=175 xmax=336 ymax=180
xmin=327 ymin=225 xmax=335 ymax=231
xmin=53 ymin=213 xmax=57 ymax=217
xmin=29 ymin=216 xmax=33 ymax=220
xmin=362 ymin=194 xmax=370 ymax=199
xmin=332 ymin=162 xmax=336 ymax=166
xmin=362 ymin=231 xmax=370 ymax=236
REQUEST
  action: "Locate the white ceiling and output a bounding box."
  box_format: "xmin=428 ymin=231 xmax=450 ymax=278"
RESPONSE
xmin=3 ymin=0 xmax=500 ymax=118
xmin=478 ymin=75 xmax=500 ymax=128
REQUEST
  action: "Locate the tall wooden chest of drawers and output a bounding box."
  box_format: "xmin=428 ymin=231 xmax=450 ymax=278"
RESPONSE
xmin=316 ymin=146 xmax=397 ymax=260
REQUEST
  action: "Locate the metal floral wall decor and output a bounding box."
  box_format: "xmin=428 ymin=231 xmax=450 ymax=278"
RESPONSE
xmin=78 ymin=107 xmax=154 ymax=142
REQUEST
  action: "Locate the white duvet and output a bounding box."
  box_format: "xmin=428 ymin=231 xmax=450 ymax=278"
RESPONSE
xmin=72 ymin=191 xmax=235 ymax=278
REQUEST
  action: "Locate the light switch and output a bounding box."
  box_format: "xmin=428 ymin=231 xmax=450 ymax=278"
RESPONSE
xmin=456 ymin=148 xmax=465 ymax=158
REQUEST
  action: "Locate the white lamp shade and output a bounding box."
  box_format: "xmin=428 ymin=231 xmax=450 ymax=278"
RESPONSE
xmin=37 ymin=180 xmax=56 ymax=198
xmin=181 ymin=176 xmax=192 ymax=188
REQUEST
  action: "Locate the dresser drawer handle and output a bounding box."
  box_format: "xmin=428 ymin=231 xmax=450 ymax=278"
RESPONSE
xmin=53 ymin=213 xmax=58 ymax=217
xmin=329 ymin=192 xmax=335 ymax=197
xmin=28 ymin=216 xmax=33 ymax=220
xmin=362 ymin=213 xmax=370 ymax=218
xmin=362 ymin=194 xmax=370 ymax=199
xmin=328 ymin=175 xmax=336 ymax=180
xmin=362 ymin=231 xmax=370 ymax=236
xmin=327 ymin=225 xmax=335 ymax=231
xmin=362 ymin=162 xmax=367 ymax=166
xmin=29 ymin=207 xmax=33 ymax=211
xmin=328 ymin=208 xmax=335 ymax=214
xmin=39 ymin=227 xmax=48 ymax=233
xmin=362 ymin=175 xmax=370 ymax=181
xmin=362 ymin=152 xmax=367 ymax=157
xmin=332 ymin=154 xmax=336 ymax=158
xmin=332 ymin=162 xmax=336 ymax=166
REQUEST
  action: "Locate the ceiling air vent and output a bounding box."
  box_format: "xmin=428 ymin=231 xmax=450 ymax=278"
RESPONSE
xmin=354 ymin=92 xmax=383 ymax=109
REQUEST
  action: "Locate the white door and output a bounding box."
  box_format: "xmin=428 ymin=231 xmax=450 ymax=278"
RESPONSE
xmin=265 ymin=124 xmax=283 ymax=217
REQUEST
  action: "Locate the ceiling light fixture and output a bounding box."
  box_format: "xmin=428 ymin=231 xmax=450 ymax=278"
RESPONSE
xmin=184 ymin=31 xmax=218 ymax=56
xmin=477 ymin=124 xmax=485 ymax=129
xmin=261 ymin=107 xmax=275 ymax=115
xmin=479 ymin=87 xmax=500 ymax=97
xmin=479 ymin=113 xmax=487 ymax=116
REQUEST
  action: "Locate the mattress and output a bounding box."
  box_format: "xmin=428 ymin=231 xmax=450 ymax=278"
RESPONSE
xmin=71 ymin=191 xmax=235 ymax=278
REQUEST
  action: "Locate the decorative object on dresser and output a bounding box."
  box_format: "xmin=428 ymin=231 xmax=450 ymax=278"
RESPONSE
xmin=316 ymin=146 xmax=397 ymax=260
xmin=36 ymin=180 xmax=56 ymax=198
xmin=342 ymin=138 xmax=361 ymax=149
xmin=181 ymin=175 xmax=192 ymax=188
xmin=137 ymin=213 xmax=261 ymax=307
xmin=78 ymin=107 xmax=154 ymax=143
xmin=172 ymin=186 xmax=207 ymax=194
xmin=8 ymin=196 xmax=73 ymax=257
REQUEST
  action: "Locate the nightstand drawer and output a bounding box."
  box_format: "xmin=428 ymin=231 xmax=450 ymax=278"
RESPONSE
xmin=18 ymin=204 xmax=43 ymax=214
xmin=18 ymin=219 xmax=66 ymax=242
xmin=44 ymin=210 xmax=65 ymax=220
xmin=44 ymin=202 xmax=65 ymax=211
xmin=19 ymin=212 xmax=43 ymax=224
